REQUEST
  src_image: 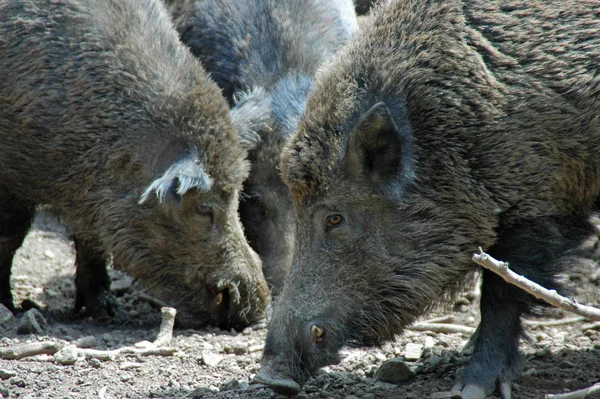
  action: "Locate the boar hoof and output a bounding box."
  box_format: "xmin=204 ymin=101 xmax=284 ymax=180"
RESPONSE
xmin=254 ymin=366 xmax=301 ymax=396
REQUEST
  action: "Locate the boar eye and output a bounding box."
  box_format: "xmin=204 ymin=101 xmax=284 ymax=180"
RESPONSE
xmin=325 ymin=214 xmax=344 ymax=231
xmin=195 ymin=205 xmax=213 ymax=220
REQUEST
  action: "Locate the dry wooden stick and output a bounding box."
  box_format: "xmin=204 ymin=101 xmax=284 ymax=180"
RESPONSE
xmin=524 ymin=317 xmax=587 ymax=329
xmin=546 ymin=382 xmax=600 ymax=399
xmin=153 ymin=307 xmax=177 ymax=347
xmin=422 ymin=315 xmax=455 ymax=324
xmin=138 ymin=292 xmax=170 ymax=309
xmin=0 ymin=341 xmax=60 ymax=360
xmin=408 ymin=322 xmax=474 ymax=334
xmin=472 ymin=248 xmax=600 ymax=321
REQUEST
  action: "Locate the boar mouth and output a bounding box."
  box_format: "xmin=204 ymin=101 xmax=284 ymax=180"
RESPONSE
xmin=253 ymin=365 xmax=302 ymax=396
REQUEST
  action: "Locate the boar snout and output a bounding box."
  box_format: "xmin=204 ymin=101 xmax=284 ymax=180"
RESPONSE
xmin=254 ymin=356 xmax=302 ymax=396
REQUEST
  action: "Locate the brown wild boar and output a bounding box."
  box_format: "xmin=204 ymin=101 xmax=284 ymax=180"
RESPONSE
xmin=255 ymin=0 xmax=600 ymax=397
xmin=0 ymin=0 xmax=269 ymax=329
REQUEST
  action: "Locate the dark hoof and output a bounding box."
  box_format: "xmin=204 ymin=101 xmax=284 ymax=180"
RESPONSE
xmin=254 ymin=366 xmax=301 ymax=396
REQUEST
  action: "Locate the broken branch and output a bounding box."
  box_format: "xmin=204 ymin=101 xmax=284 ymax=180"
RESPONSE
xmin=472 ymin=249 xmax=600 ymax=321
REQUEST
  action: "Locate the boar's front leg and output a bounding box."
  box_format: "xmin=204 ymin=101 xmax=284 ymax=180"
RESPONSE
xmin=454 ymin=216 xmax=594 ymax=399
xmin=73 ymin=236 xmax=115 ymax=319
xmin=0 ymin=200 xmax=34 ymax=312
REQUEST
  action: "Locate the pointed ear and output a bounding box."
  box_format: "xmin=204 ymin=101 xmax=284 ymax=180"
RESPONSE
xmin=346 ymin=102 xmax=404 ymax=193
xmin=139 ymin=154 xmax=213 ymax=207
xmin=230 ymin=87 xmax=272 ymax=151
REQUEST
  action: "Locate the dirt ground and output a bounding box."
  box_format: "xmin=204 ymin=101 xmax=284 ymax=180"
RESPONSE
xmin=1 ymin=211 xmax=600 ymax=399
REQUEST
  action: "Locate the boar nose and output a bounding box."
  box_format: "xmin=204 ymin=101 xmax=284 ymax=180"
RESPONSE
xmin=254 ymin=353 xmax=302 ymax=396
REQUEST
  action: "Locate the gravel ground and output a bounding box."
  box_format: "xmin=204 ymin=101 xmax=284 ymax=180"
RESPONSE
xmin=1 ymin=211 xmax=599 ymax=399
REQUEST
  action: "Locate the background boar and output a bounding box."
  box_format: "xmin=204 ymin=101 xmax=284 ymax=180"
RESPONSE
xmin=165 ymin=0 xmax=359 ymax=293
xmin=0 ymin=0 xmax=269 ymax=329
xmin=255 ymin=0 xmax=600 ymax=397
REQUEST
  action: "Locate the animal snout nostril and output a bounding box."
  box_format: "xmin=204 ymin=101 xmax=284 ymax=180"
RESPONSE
xmin=311 ymin=324 xmax=324 ymax=343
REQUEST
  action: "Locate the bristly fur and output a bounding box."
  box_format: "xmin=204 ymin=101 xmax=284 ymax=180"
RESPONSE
xmin=261 ymin=0 xmax=600 ymax=395
xmin=0 ymin=0 xmax=269 ymax=328
xmin=165 ymin=0 xmax=359 ymax=293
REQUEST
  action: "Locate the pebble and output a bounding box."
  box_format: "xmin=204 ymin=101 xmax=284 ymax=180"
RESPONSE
xmin=0 ymin=304 xmax=16 ymax=336
xmin=17 ymin=309 xmax=47 ymax=335
xmin=43 ymin=250 xmax=55 ymax=259
xmin=202 ymin=353 xmax=223 ymax=367
xmin=220 ymin=379 xmax=249 ymax=391
xmin=375 ymin=358 xmax=416 ymax=384
xmin=404 ymin=343 xmax=423 ymax=361
xmin=119 ymin=362 xmax=142 ymax=370
xmin=54 ymin=346 xmax=81 ymax=365
xmin=0 ymin=370 xmax=16 ymax=380
xmin=10 ymin=377 xmax=25 ymax=388
xmin=134 ymin=340 xmax=153 ymax=349
xmin=0 ymin=387 xmax=8 ymax=397
xmin=242 ymin=327 xmax=252 ymax=335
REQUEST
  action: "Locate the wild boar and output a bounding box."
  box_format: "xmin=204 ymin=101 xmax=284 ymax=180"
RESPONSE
xmin=255 ymin=0 xmax=600 ymax=397
xmin=0 ymin=0 xmax=269 ymax=329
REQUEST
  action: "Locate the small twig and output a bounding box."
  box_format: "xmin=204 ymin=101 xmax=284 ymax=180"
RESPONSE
xmin=408 ymin=322 xmax=475 ymax=334
xmin=138 ymin=293 xmax=170 ymax=309
xmin=473 ymin=249 xmax=600 ymax=321
xmin=75 ymin=345 xmax=177 ymax=361
xmin=0 ymin=341 xmax=60 ymax=360
xmin=422 ymin=315 xmax=455 ymax=324
xmin=546 ymin=382 xmax=600 ymax=399
xmin=154 ymin=307 xmax=177 ymax=347
xmin=523 ymin=317 xmax=587 ymax=329
xmin=582 ymin=321 xmax=600 ymax=331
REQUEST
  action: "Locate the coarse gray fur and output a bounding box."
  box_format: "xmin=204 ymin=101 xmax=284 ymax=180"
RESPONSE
xmin=0 ymin=0 xmax=269 ymax=329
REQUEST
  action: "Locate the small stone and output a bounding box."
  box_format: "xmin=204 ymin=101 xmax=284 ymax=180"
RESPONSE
xmin=404 ymin=343 xmax=423 ymax=361
xmin=88 ymin=358 xmax=103 ymax=368
xmin=43 ymin=250 xmax=55 ymax=259
xmin=373 ymin=352 xmax=387 ymax=362
xmin=202 ymin=353 xmax=223 ymax=367
xmin=74 ymin=336 xmax=97 ymax=349
xmin=119 ymin=362 xmax=142 ymax=370
xmin=375 ymin=358 xmax=416 ymax=384
xmin=0 ymin=387 xmax=9 ymax=397
xmin=54 ymin=346 xmax=80 ymax=365
xmin=189 ymin=386 xmax=219 ymax=396
xmin=102 ymin=333 xmax=113 ymax=343
xmin=0 ymin=370 xmax=16 ymax=380
xmin=242 ymin=327 xmax=252 ymax=335
xmin=424 ymin=336 xmax=435 ymax=349
xmin=0 ymin=304 xmax=16 ymax=336
xmin=231 ymin=344 xmax=247 ymax=355
xmin=220 ymin=379 xmax=249 ymax=391
xmin=9 ymin=377 xmax=25 ymax=388
xmin=17 ymin=309 xmax=47 ymax=335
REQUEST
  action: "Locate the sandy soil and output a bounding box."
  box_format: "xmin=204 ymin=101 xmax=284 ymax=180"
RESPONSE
xmin=1 ymin=211 xmax=599 ymax=399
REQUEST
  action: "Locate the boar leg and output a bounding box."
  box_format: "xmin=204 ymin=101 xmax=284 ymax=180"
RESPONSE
xmin=0 ymin=201 xmax=34 ymax=312
xmin=73 ymin=236 xmax=115 ymax=319
xmin=455 ymin=216 xmax=594 ymax=399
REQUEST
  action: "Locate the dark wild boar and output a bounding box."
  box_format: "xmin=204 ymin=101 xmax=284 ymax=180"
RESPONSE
xmin=166 ymin=0 xmax=359 ymax=293
xmin=255 ymin=0 xmax=600 ymax=397
xmin=0 ymin=0 xmax=269 ymax=329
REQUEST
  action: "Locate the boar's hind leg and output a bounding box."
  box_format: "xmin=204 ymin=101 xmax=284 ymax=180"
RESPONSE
xmin=73 ymin=236 xmax=115 ymax=319
xmin=455 ymin=216 xmax=594 ymax=399
xmin=0 ymin=201 xmax=34 ymax=312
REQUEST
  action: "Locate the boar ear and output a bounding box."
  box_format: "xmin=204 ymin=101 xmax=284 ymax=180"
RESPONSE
xmin=139 ymin=155 xmax=213 ymax=207
xmin=347 ymin=102 xmax=405 ymax=195
xmin=230 ymin=87 xmax=271 ymax=151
